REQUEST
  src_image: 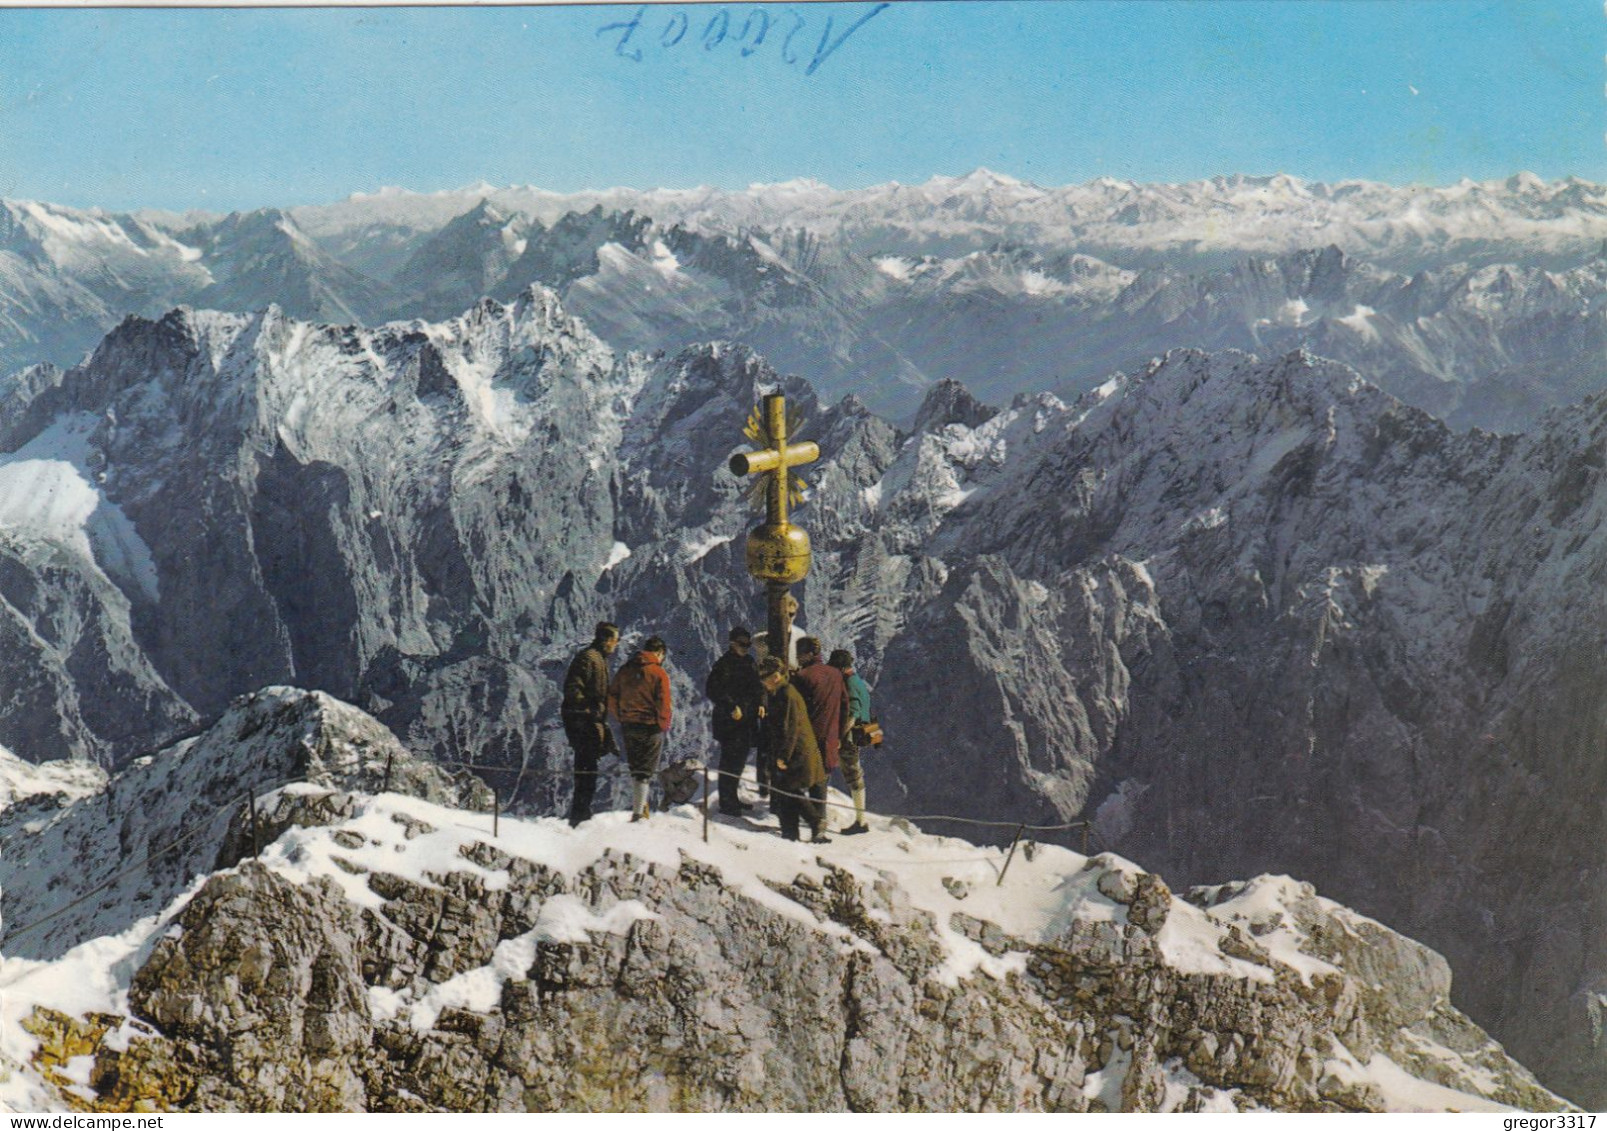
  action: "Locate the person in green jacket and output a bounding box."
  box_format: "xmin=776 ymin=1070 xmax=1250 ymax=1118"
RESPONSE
xmin=757 ymin=656 xmax=828 ymax=843
xmin=829 ymin=649 xmax=872 ymax=835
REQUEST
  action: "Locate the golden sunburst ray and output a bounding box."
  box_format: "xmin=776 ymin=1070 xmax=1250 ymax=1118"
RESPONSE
xmin=740 ymin=471 xmax=808 ymax=513
xmin=743 ymin=404 xmax=766 ymax=445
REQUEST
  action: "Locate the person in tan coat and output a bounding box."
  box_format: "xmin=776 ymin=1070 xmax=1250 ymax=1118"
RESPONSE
xmin=757 ymin=656 xmax=828 ymax=843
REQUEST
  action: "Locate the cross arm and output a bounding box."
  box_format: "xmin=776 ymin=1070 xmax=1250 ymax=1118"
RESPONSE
xmin=728 ymin=441 xmax=821 ymax=477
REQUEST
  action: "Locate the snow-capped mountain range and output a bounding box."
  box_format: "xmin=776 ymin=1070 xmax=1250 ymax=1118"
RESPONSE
xmin=5 ymin=170 xmax=1607 ymax=428
xmin=288 ymin=169 xmax=1607 ymax=270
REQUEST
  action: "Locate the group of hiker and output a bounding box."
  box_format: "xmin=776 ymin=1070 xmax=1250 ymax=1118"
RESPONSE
xmin=559 ymin=620 xmax=875 ymax=841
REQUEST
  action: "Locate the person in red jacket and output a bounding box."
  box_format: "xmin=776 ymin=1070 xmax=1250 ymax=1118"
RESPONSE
xmin=790 ymin=636 xmax=848 ymax=836
xmin=607 ymin=636 xmax=673 ymax=822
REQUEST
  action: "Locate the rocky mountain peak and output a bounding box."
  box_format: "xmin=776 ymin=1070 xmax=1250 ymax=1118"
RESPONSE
xmin=0 ymin=687 xmax=488 ymax=965
xmin=388 ymin=201 xmax=532 ymax=320
xmin=910 ymin=377 xmax=997 ymax=435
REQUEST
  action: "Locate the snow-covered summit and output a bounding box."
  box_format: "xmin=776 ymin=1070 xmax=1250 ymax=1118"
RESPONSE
xmin=0 ymin=693 xmax=1568 ymax=1111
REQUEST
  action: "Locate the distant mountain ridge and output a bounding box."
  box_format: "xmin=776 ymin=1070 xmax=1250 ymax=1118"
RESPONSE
xmin=289 ymin=169 xmax=1607 ymax=270
xmin=5 ymin=170 xmax=1607 ymax=428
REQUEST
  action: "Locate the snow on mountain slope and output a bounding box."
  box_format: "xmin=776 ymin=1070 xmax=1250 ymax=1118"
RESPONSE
xmin=0 ymin=413 xmax=159 ymax=602
xmin=182 ymin=209 xmax=396 ymax=326
xmin=0 ymin=201 xmax=209 ymax=293
xmin=387 ymin=200 xmax=532 ymax=322
xmin=0 ymin=288 xmax=645 ymax=768
xmin=0 ymin=748 xmax=105 ymax=811
xmin=0 ymin=687 xmax=487 ymax=966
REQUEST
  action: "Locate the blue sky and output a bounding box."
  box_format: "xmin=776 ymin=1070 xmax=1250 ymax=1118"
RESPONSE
xmin=0 ymin=1 xmax=1598 ymax=212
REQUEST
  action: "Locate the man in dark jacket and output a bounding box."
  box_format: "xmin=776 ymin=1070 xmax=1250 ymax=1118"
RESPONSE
xmin=757 ymin=656 xmax=827 ymax=842
xmin=705 ymin=626 xmax=762 ymax=816
xmin=608 ymin=636 xmax=673 ymax=822
xmin=562 ymin=622 xmax=619 ymax=827
xmin=791 ymin=636 xmax=848 ymax=835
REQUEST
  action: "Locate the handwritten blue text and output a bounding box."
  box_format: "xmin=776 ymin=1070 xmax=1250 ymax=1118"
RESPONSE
xmin=597 ymin=4 xmax=890 ymax=76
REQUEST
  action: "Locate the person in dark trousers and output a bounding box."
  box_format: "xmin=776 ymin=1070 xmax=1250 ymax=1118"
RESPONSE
xmin=562 ymin=622 xmax=620 ymax=827
xmin=757 ymin=656 xmax=827 ymax=842
xmin=705 ymin=625 xmax=762 ymax=815
xmin=830 ymin=648 xmax=872 ymax=835
xmin=791 ymin=636 xmax=848 ymax=838
xmin=607 ymin=636 xmax=673 ymax=822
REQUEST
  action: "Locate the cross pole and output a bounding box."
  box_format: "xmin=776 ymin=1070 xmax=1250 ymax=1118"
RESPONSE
xmin=729 ymin=392 xmax=820 ymax=666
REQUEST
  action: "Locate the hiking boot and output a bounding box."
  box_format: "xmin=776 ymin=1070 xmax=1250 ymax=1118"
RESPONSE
xmin=840 ymin=821 xmax=870 ymax=836
xmin=810 ymin=831 xmax=832 ymax=845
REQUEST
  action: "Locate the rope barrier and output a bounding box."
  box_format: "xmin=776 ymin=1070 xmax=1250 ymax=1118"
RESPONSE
xmin=440 ymin=755 xmax=1092 ymax=841
xmin=443 ymin=757 xmax=1096 ymax=836
xmin=3 ymin=772 xmax=311 ymax=944
xmin=3 ymin=747 xmax=1099 ymax=947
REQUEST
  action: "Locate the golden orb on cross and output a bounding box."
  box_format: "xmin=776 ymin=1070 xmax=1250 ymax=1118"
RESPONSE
xmin=729 ymin=392 xmax=819 ymax=585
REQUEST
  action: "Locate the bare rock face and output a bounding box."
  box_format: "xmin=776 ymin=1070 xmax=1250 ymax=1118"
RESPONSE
xmin=875 ymin=554 xmax=1170 ymax=825
xmin=15 ymin=791 xmax=1566 ymax=1114
xmin=128 ymin=867 xmax=375 ymax=1111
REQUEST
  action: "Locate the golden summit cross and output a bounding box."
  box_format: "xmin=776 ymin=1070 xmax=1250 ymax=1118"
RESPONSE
xmin=728 ymin=392 xmax=819 ymax=667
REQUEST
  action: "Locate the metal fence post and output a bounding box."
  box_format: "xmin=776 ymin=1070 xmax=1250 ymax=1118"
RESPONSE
xmin=997 ymin=823 xmax=1026 ymax=886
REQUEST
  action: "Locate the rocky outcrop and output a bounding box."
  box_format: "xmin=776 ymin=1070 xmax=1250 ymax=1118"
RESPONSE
xmin=3 ymin=771 xmax=1566 ymax=1113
